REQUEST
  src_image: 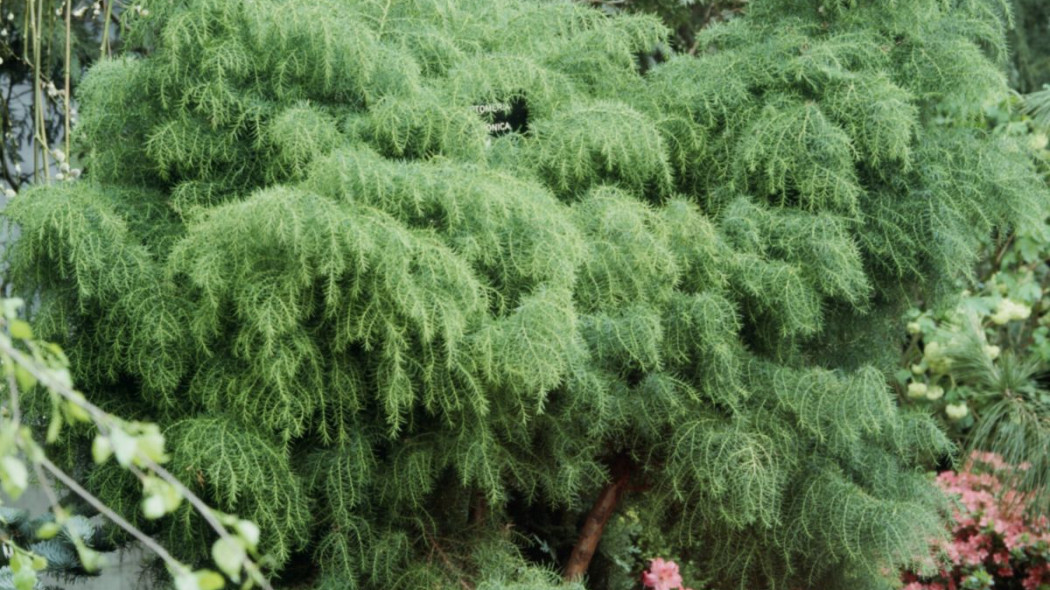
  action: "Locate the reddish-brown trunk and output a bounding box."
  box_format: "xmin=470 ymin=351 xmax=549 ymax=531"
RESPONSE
xmin=563 ymin=455 xmax=632 ymax=582
xmin=470 ymin=490 xmax=488 ymax=526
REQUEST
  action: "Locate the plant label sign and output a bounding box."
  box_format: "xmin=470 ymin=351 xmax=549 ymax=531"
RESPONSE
xmin=471 ymin=96 xmax=528 ymax=137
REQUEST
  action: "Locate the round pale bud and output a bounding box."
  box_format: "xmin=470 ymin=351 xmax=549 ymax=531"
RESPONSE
xmin=945 ymin=403 xmax=969 ymax=420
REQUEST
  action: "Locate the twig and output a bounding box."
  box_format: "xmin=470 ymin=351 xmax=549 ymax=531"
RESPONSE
xmin=29 ymin=458 xmax=61 ymax=512
xmin=376 ymin=0 xmax=393 ymax=39
xmin=993 ymin=233 xmax=1015 ymax=270
xmin=37 ymin=455 xmax=186 ymax=573
xmin=6 ymin=373 xmax=20 ymax=425
xmin=100 ymin=0 xmax=113 ymax=56
xmin=64 ymin=0 xmax=72 ymax=158
xmin=423 ymin=528 xmax=473 ymax=590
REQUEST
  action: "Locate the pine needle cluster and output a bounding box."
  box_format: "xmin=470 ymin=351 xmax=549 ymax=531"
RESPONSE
xmin=3 ymin=0 xmax=1048 ymax=588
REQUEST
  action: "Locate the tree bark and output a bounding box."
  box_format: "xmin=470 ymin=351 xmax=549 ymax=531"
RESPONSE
xmin=470 ymin=490 xmax=488 ymax=526
xmin=563 ymin=454 xmax=632 ymax=582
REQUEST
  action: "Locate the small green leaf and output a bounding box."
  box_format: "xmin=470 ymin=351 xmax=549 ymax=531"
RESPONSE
xmin=893 ymin=369 xmax=911 ymax=385
xmin=174 ymin=571 xmax=198 ymax=590
xmin=11 ymin=559 xmax=35 ymax=590
xmin=196 ymin=570 xmax=226 ymax=590
xmin=9 ymin=551 xmax=43 ymax=590
xmin=63 ymin=397 xmax=92 ymax=423
xmin=49 ymin=368 xmax=72 ymax=389
xmin=1 ymin=299 xmax=25 ymax=319
xmin=46 ymin=405 xmax=63 ymax=443
xmin=136 ymin=425 xmax=169 ymax=464
xmin=233 ymin=519 xmax=260 ymax=551
xmin=9 ymin=320 xmax=33 ymax=340
xmin=1 ymin=456 xmax=29 ymax=499
xmin=9 ymin=551 xmax=24 ymax=573
xmin=141 ymin=475 xmax=183 ymax=520
xmin=36 ymin=522 xmax=62 ymax=539
xmin=92 ymin=435 xmax=113 ymax=464
xmin=175 ymin=569 xmax=226 ymax=590
xmin=1018 ymin=237 xmax=1040 ymax=263
xmin=0 ymin=423 xmax=16 ymax=456
xmin=75 ymin=543 xmax=106 ymax=572
xmin=211 ymin=537 xmax=246 ymax=582
xmin=110 ymin=428 xmax=137 ymax=467
xmin=13 ymin=366 xmax=36 ymax=392
xmin=44 ymin=342 xmax=68 ymax=366
xmin=142 ymin=494 xmax=167 ymax=520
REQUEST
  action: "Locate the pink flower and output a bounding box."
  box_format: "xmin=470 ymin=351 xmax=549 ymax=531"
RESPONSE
xmin=642 ymin=558 xmax=684 ymax=590
xmin=902 ymin=452 xmax=1050 ymax=590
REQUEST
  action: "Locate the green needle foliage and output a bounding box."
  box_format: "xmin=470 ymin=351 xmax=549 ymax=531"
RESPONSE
xmin=3 ymin=0 xmax=1048 ymax=589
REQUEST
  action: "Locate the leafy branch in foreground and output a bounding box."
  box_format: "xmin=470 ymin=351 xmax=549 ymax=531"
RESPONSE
xmin=0 ymin=298 xmax=270 ymax=590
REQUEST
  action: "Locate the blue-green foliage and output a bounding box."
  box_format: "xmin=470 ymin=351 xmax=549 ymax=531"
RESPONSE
xmin=0 ymin=508 xmax=111 ymax=590
xmin=4 ymin=0 xmax=1047 ymax=588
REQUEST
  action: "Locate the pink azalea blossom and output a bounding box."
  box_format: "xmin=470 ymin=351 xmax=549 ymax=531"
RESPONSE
xmin=642 ymin=557 xmax=684 ymax=590
xmin=902 ymin=452 xmax=1050 ymax=590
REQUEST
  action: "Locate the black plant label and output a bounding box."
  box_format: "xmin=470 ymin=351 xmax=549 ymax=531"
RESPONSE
xmin=471 ymin=95 xmax=528 ymax=137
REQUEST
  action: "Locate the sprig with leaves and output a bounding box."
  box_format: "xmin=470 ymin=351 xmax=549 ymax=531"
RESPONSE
xmin=0 ymin=297 xmax=271 ymax=590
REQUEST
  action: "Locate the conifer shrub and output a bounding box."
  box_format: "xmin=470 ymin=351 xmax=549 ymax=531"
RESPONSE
xmin=3 ymin=0 xmax=1048 ymax=588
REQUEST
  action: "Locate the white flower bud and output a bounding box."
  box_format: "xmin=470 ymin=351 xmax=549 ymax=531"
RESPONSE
xmin=1011 ymin=302 xmax=1031 ymax=321
xmin=923 ymin=341 xmax=942 ymax=360
xmin=907 ymin=382 xmax=928 ymax=399
xmin=925 ymin=385 xmax=944 ymax=401
xmin=945 ymin=403 xmax=969 ymax=421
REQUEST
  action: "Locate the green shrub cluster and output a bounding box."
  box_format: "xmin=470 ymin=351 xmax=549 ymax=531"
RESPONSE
xmin=896 ymin=94 xmax=1050 ymax=517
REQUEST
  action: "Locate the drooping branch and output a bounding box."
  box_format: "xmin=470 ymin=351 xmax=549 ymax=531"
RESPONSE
xmin=563 ymin=454 xmax=633 ymax=582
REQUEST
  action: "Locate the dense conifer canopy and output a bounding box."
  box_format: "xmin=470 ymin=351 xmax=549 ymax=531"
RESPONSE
xmin=4 ymin=0 xmax=1048 ymax=588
